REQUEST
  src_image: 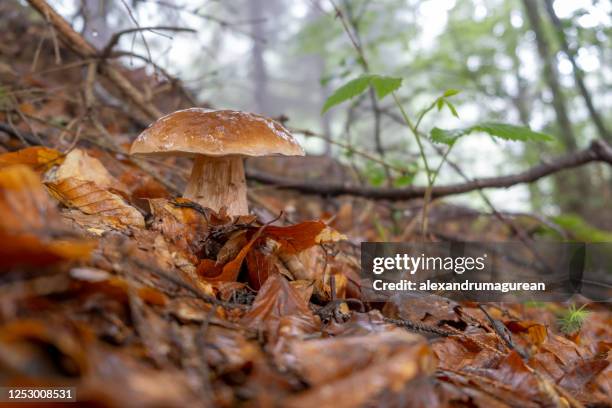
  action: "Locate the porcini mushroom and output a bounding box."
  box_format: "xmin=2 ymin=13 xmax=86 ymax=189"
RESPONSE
xmin=129 ymin=108 xmax=304 ymax=215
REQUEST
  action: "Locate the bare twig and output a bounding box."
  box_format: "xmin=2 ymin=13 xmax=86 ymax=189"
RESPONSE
xmin=383 ymin=316 xmax=455 ymax=337
xmin=246 ymin=140 xmax=612 ymax=200
xmin=100 ymin=26 xmax=196 ymax=58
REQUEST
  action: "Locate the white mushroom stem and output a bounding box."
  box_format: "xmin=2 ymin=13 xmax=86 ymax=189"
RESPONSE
xmin=184 ymin=156 xmax=248 ymax=216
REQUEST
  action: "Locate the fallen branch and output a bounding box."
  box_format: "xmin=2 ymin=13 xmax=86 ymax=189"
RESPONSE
xmin=247 ymin=140 xmax=612 ymax=201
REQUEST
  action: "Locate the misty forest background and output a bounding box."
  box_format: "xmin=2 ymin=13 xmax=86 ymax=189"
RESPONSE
xmin=37 ymin=0 xmax=612 ymax=233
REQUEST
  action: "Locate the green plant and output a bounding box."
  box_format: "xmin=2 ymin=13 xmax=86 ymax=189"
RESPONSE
xmin=557 ymin=303 xmax=590 ymax=335
xmin=322 ymin=73 xmax=553 ymax=236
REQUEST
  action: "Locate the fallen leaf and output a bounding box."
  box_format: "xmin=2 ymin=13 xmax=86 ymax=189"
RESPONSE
xmin=246 ymin=245 xmax=280 ymax=289
xmin=281 ymin=329 xmax=429 ymax=385
xmin=149 ymin=198 xmax=210 ymax=261
xmin=559 ymin=358 xmax=609 ymax=391
xmin=262 ymin=221 xmax=327 ymax=254
xmin=0 ymin=165 xmax=93 ymax=267
xmin=206 ymin=225 xmax=267 ymax=282
xmin=241 ymin=274 xmax=319 ymax=335
xmin=54 ymin=149 xmax=128 ymax=192
xmin=42 ymin=148 xmax=143 ymax=230
xmin=0 ymin=146 xmax=63 ymax=171
xmin=46 ymin=178 xmax=144 ymax=229
xmin=282 ymin=332 xmax=434 ymax=408
xmin=506 ymin=320 xmax=548 ymax=347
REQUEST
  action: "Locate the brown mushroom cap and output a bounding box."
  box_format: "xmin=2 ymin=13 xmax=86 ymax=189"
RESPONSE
xmin=129 ymin=108 xmax=304 ymax=157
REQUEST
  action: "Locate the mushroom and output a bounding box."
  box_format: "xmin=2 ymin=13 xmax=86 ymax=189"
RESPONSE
xmin=129 ymin=108 xmax=304 ymax=216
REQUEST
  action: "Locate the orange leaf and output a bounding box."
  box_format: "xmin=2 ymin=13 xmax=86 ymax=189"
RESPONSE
xmin=0 ymin=165 xmax=94 ymax=268
xmin=18 ymin=102 xmax=35 ymax=115
xmin=196 ymin=259 xmax=223 ymax=279
xmin=205 ymin=225 xmax=269 ymax=282
xmin=246 ymin=247 xmax=277 ymax=289
xmin=506 ymin=320 xmax=548 ymax=346
xmin=0 ymin=146 xmax=63 ymax=171
xmin=138 ymin=286 xmax=168 ymax=306
xmin=262 ymin=221 xmax=327 ymax=254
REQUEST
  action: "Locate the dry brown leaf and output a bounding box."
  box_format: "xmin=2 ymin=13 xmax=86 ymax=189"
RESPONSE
xmin=216 ymin=229 xmax=248 ymax=265
xmin=47 ymin=178 xmax=144 ymax=229
xmin=282 ymin=334 xmax=434 ymax=408
xmin=241 ymin=274 xmax=319 ymax=335
xmin=149 ymin=198 xmax=210 ymax=261
xmin=315 ymin=225 xmax=347 ymax=243
xmin=55 ymin=149 xmax=128 ymax=192
xmin=506 ymin=320 xmax=548 ymax=347
xmin=246 ymin=245 xmax=281 ymax=289
xmin=42 ymin=148 xmax=143 ymax=229
xmin=281 ymin=329 xmax=430 ymax=385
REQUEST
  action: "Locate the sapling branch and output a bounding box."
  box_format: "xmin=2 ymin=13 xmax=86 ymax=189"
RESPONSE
xmin=391 ymin=92 xmax=441 ymax=236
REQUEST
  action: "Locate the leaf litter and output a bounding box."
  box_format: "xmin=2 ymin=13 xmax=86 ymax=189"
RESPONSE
xmin=0 ymin=143 xmax=609 ymax=407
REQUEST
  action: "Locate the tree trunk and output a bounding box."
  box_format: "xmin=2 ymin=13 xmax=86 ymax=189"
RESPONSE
xmin=522 ymin=0 xmax=577 ymax=151
xmin=522 ymin=0 xmax=589 ymax=214
xmin=543 ymin=0 xmax=610 ymax=143
xmin=249 ymin=0 xmax=270 ymax=114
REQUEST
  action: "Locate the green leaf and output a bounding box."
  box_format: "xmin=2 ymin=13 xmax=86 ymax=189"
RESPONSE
xmin=436 ymin=98 xmax=444 ymax=111
xmin=431 ymin=122 xmax=554 ymax=146
xmin=393 ymin=173 xmax=415 ymax=187
xmin=443 ymin=89 xmax=461 ymax=97
xmin=367 ymin=169 xmax=386 ymax=187
xmin=444 ymin=100 xmax=459 ymax=118
xmin=365 ymin=161 xmax=386 ymax=187
xmin=552 ymin=214 xmax=612 ymax=242
xmin=430 ymin=127 xmax=468 ymax=146
xmin=321 ymin=75 xmax=372 ymax=113
xmin=370 ymin=75 xmax=403 ymax=99
xmin=322 ymin=74 xmax=402 ymax=113
xmin=471 ymin=123 xmax=554 ymax=142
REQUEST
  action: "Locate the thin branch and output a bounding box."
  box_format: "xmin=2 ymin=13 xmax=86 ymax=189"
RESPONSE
xmin=289 ymin=126 xmax=414 ymax=175
xmin=101 ymin=26 xmax=196 ymax=57
xmin=246 ymin=140 xmax=612 ymax=201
